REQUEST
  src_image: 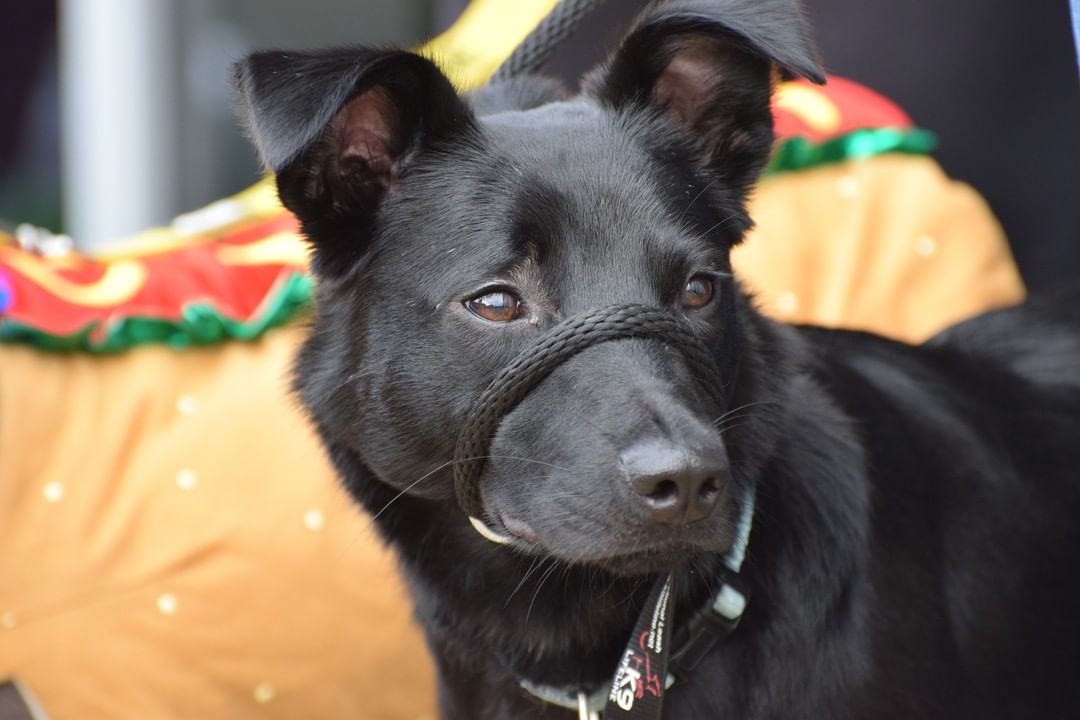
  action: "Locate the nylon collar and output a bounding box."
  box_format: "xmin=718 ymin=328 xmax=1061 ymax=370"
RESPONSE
xmin=518 ymin=480 xmax=755 ymax=719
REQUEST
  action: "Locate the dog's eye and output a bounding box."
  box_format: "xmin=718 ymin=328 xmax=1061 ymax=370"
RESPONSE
xmin=465 ymin=290 xmax=524 ymax=323
xmin=681 ymin=275 xmax=715 ymax=310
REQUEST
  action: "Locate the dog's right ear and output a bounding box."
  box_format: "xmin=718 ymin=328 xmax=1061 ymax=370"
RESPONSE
xmin=233 ymin=48 xmax=474 ymax=277
xmin=585 ymin=0 xmax=823 ymax=200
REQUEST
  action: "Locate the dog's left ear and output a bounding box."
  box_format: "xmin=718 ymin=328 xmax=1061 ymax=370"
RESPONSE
xmin=233 ymin=48 xmax=475 ymax=277
xmin=587 ymin=0 xmax=824 ymax=193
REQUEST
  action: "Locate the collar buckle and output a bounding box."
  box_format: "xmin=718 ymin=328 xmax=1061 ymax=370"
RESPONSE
xmin=667 ymin=573 xmax=750 ymax=684
xmin=578 ymin=691 xmax=601 ymax=720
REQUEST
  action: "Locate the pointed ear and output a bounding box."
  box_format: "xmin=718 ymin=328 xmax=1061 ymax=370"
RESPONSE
xmin=586 ymin=0 xmax=824 ymax=193
xmin=233 ymin=48 xmax=475 ymax=277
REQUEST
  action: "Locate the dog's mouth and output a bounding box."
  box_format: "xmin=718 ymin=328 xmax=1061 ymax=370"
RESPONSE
xmin=497 ymin=511 xmax=542 ymax=545
xmin=590 ymin=542 xmax=707 ymax=577
xmin=492 ymin=509 xmax=727 ymax=577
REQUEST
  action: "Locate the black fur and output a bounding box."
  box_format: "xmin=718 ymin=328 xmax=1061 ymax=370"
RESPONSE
xmin=234 ymin=1 xmax=1080 ymax=717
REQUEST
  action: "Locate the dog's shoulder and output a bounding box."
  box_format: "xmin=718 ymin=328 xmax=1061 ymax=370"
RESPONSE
xmin=789 ymin=311 xmax=1080 ymax=495
xmin=792 ymin=324 xmax=949 ymax=418
xmin=794 ymin=289 xmax=1080 ymax=415
xmin=928 ymin=289 xmax=1080 ymax=391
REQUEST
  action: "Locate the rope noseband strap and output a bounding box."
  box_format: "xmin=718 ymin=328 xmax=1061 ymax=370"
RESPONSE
xmin=453 ymin=303 xmax=729 ymax=533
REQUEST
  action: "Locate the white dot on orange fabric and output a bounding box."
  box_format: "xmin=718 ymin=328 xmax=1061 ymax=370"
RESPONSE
xmin=914 ymin=234 xmax=938 ymax=258
xmin=176 ymin=469 xmax=198 ymax=490
xmin=836 ymin=175 xmax=860 ymax=199
xmin=253 ymin=682 xmax=276 ymax=704
xmin=775 ymin=292 xmax=800 ymax=315
xmin=1 ymin=612 xmax=16 ymax=629
xmin=157 ymin=593 xmax=179 ymax=615
xmin=303 ymin=509 xmax=326 ymax=531
xmin=176 ymin=394 xmax=199 ymax=416
xmin=43 ymin=481 xmax=65 ymax=503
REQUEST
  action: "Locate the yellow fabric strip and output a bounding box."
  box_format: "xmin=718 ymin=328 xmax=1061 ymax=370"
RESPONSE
xmin=425 ymin=0 xmax=561 ymax=90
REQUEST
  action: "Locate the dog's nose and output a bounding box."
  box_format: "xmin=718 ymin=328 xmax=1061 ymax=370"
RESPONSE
xmin=620 ymin=440 xmax=727 ymax=526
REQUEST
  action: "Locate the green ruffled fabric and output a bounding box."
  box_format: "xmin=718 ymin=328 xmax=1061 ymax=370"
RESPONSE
xmin=0 ymin=127 xmax=935 ymax=354
xmin=0 ymin=271 xmax=312 ymax=353
xmin=767 ymin=127 xmax=937 ymax=175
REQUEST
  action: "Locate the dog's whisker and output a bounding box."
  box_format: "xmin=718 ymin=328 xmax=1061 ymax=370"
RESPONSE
xmin=481 ymin=455 xmax=574 ymax=474
xmin=714 ymin=418 xmax=753 ymax=434
xmin=613 ymin=577 xmax=647 ymax=611
xmin=370 ymin=460 xmax=458 ymax=521
xmin=689 ymin=209 xmax=748 ymax=244
xmin=713 ymin=417 xmax=756 ymax=435
xmin=371 ymin=454 xmax=573 ymax=520
xmin=578 ymin=414 xmax=620 ymax=444
xmin=505 ymin=555 xmax=546 ymax=607
xmin=711 ymin=400 xmax=779 ymax=425
xmin=525 ymin=559 xmax=562 ymax=625
xmin=717 ymin=421 xmax=751 ymax=437
xmin=677 ymin=177 xmax=721 ymax=223
xmin=711 ymin=411 xmax=756 ymax=429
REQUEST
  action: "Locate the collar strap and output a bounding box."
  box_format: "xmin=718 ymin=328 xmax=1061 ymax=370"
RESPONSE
xmin=519 ymin=680 xmax=608 ymax=716
xmin=520 ymin=482 xmax=755 ymax=717
xmin=722 ymin=478 xmax=755 ymax=574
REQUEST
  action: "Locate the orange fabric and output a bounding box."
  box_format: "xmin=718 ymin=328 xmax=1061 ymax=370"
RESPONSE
xmin=0 ymin=326 xmax=434 ymax=719
xmin=737 ymin=154 xmax=1024 ymax=341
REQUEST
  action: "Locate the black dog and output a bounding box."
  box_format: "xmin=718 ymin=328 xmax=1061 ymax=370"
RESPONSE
xmin=234 ymin=0 xmax=1080 ymax=717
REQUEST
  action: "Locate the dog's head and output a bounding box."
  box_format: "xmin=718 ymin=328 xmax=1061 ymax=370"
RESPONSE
xmin=235 ymin=0 xmax=822 ymax=576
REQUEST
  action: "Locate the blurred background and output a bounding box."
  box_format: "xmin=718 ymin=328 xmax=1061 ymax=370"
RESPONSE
xmin=3 ymin=0 xmax=1078 ymax=290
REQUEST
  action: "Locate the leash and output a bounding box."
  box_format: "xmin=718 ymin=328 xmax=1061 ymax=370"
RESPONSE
xmin=490 ymin=0 xmax=609 ymax=82
xmin=1073 ymin=0 xmax=1080 ymax=81
xmin=451 ymin=304 xmax=750 ymax=719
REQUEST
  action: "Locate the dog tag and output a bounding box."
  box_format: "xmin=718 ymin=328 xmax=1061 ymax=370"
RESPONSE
xmin=603 ymin=573 xmax=675 ymax=719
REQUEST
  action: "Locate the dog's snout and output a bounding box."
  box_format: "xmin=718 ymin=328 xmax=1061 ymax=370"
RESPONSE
xmin=620 ymin=440 xmax=728 ymax=526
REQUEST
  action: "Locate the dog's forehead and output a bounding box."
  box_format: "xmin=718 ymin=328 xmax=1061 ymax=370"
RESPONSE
xmin=479 ymin=103 xmax=673 ymax=245
xmin=478 ymin=99 xmax=657 ymax=185
xmin=479 ymin=97 xmax=603 ymax=129
xmin=473 ymin=99 xmax=692 ymax=246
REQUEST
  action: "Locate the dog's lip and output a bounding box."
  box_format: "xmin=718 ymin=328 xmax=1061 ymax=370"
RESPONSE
xmin=590 ymin=542 xmax=703 ymax=576
xmin=573 ymin=528 xmax=733 ymax=569
xmin=497 ymin=511 xmax=542 ymax=544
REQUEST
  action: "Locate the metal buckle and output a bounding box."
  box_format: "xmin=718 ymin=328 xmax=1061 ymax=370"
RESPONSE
xmin=578 ymin=691 xmax=601 ymax=720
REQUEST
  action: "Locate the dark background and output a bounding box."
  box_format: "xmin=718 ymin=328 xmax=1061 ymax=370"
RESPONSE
xmin=3 ymin=1 xmax=1078 ymax=291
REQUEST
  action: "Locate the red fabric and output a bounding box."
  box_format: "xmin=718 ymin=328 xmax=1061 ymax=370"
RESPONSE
xmin=0 ymin=214 xmax=302 ymax=339
xmin=773 ymin=76 xmax=912 ymax=142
